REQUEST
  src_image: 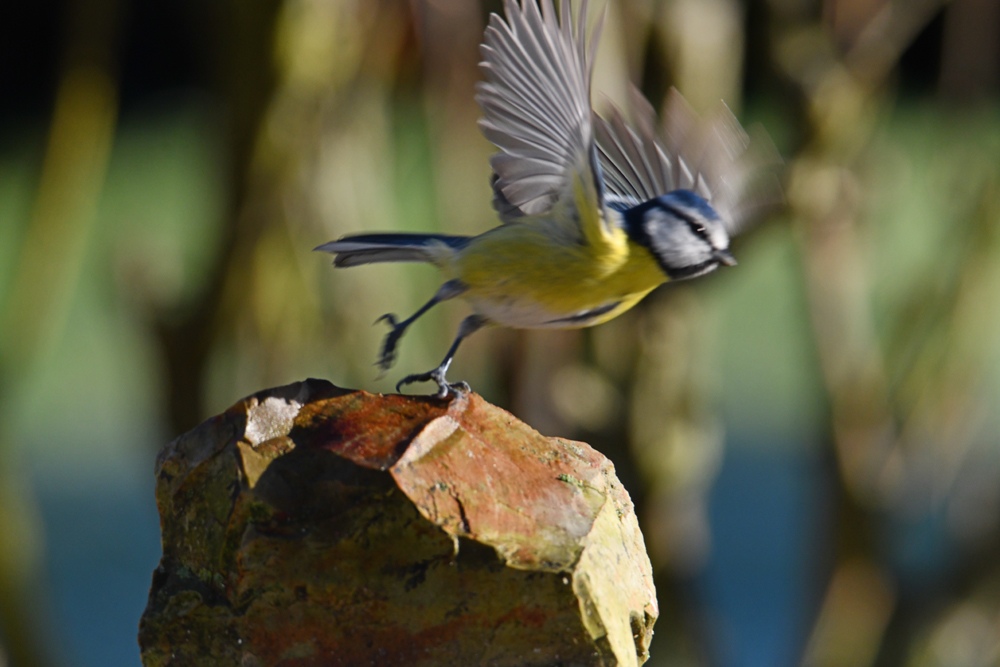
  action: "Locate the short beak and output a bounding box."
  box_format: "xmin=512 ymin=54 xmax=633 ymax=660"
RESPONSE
xmin=713 ymin=249 xmax=737 ymax=266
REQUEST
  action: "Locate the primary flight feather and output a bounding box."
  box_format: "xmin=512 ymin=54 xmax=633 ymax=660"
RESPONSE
xmin=316 ymin=0 xmax=776 ymax=398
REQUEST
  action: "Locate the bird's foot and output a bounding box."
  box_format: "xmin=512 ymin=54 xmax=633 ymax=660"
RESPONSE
xmin=375 ymin=313 xmax=406 ymax=371
xmin=396 ymin=367 xmax=469 ymax=399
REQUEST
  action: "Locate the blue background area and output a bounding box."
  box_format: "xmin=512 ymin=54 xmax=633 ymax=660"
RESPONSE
xmin=700 ymin=445 xmax=829 ymax=667
xmin=36 ymin=475 xmax=161 ymax=667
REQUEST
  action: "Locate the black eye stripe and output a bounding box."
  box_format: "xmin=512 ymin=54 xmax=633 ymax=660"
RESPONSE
xmin=658 ymin=203 xmax=711 ymax=244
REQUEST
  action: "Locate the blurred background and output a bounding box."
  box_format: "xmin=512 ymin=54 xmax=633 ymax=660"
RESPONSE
xmin=1 ymin=0 xmax=999 ymax=665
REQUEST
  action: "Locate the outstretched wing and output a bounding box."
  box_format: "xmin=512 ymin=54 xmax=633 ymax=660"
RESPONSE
xmin=595 ymin=86 xmax=781 ymax=234
xmin=477 ymin=0 xmax=606 ymax=227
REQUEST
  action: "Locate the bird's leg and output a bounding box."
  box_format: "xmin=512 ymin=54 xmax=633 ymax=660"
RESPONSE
xmin=396 ymin=314 xmax=488 ymax=398
xmin=377 ymin=279 xmax=466 ymax=372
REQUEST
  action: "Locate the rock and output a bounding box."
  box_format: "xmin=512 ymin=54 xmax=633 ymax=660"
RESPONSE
xmin=139 ymin=379 xmax=657 ymax=666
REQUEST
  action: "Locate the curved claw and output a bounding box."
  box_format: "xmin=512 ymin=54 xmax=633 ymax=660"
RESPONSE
xmin=376 ymin=313 xmax=410 ymax=371
xmin=395 ymin=371 xmax=445 ymax=396
xmin=378 ymin=327 xmax=407 ymax=371
xmin=396 ymin=369 xmax=466 ymax=399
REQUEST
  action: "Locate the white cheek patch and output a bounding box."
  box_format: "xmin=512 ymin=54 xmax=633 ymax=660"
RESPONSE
xmin=645 ymin=212 xmax=712 ymax=269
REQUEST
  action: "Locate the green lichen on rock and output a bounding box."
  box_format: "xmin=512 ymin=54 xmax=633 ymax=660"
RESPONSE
xmin=139 ymin=379 xmax=657 ymax=666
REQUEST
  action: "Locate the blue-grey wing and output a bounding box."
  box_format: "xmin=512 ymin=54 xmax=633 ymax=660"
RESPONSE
xmin=477 ymin=0 xmax=606 ymax=224
xmin=595 ymin=86 xmax=781 ymax=233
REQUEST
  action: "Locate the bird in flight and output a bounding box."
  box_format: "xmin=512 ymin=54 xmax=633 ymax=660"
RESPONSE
xmin=317 ymin=0 xmax=777 ymax=398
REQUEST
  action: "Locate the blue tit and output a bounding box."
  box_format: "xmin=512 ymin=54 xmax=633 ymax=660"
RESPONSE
xmin=316 ymin=0 xmax=776 ymax=398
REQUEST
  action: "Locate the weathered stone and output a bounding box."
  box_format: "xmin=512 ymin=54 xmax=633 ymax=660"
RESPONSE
xmin=139 ymin=379 xmax=657 ymax=666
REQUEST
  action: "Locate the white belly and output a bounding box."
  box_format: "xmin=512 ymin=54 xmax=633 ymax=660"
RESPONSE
xmin=465 ymin=295 xmax=621 ymax=329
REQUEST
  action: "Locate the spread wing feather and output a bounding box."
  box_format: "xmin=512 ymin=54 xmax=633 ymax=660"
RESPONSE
xmin=595 ymin=86 xmax=781 ymax=233
xmin=477 ymin=0 xmax=605 ymax=222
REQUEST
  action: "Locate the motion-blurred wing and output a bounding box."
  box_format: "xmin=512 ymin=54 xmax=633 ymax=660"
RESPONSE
xmin=595 ymin=86 xmax=781 ymax=233
xmin=478 ymin=0 xmax=605 ymax=224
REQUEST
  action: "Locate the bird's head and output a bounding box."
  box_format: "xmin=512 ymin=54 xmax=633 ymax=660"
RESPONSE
xmin=622 ymin=189 xmax=736 ymax=280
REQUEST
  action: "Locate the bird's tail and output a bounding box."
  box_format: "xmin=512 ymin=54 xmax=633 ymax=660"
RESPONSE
xmin=314 ymin=233 xmax=471 ymax=268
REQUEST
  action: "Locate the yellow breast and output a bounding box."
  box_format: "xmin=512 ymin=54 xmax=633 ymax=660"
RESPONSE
xmin=446 ymin=223 xmax=666 ymax=328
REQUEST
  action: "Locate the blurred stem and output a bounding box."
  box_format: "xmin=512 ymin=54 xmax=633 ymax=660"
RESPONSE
xmin=0 ymin=67 xmax=118 ymax=383
xmin=153 ymin=0 xmax=283 ymax=436
xmin=778 ymin=1 xmax=949 ymax=664
xmin=843 ymin=0 xmax=951 ymax=83
xmin=785 ymin=0 xmax=949 ymax=504
xmin=0 ymin=67 xmax=117 ymax=667
xmin=800 ymin=558 xmax=895 ymax=667
xmin=0 ymin=0 xmax=121 ymax=662
xmin=0 ymin=470 xmax=51 ymax=667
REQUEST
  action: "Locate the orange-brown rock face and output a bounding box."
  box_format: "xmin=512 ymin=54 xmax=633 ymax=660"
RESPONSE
xmin=139 ymin=379 xmax=657 ymax=667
